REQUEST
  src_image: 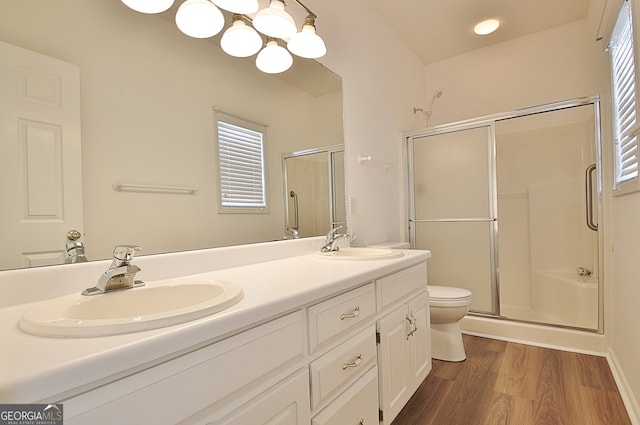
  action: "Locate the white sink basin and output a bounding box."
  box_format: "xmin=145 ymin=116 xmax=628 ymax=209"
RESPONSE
xmin=19 ymin=278 xmax=243 ymax=337
xmin=315 ymin=247 xmax=404 ymax=261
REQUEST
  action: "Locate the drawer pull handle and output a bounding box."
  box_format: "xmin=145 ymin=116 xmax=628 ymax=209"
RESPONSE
xmin=340 ymin=306 xmax=360 ymax=320
xmin=342 ymin=353 xmax=363 ymax=370
xmin=359 ymin=419 xmax=364 ymax=425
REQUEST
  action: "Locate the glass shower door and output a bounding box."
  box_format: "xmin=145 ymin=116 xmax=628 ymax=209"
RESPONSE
xmin=409 ymin=125 xmax=498 ymax=314
xmin=495 ymin=104 xmax=600 ymax=329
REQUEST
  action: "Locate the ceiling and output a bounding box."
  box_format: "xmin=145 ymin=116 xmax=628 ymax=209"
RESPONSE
xmin=371 ymin=0 xmax=591 ymax=65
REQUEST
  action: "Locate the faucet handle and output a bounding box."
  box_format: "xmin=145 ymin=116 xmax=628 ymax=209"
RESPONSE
xmin=112 ymin=245 xmax=141 ymax=263
xmin=325 ymin=226 xmax=343 ymax=242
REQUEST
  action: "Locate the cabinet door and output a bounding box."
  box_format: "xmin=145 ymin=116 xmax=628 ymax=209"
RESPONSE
xmin=207 ymin=369 xmax=310 ymax=425
xmin=407 ymin=291 xmax=431 ymax=384
xmin=377 ymin=305 xmax=411 ymax=423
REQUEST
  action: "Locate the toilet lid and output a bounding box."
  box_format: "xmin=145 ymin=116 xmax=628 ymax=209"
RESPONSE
xmin=428 ymin=285 xmax=472 ymax=301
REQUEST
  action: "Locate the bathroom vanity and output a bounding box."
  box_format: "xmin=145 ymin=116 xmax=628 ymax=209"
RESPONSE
xmin=0 ymin=238 xmax=431 ymax=424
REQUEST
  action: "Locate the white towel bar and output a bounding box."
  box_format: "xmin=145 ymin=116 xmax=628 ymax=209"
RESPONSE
xmin=113 ymin=182 xmax=198 ymax=194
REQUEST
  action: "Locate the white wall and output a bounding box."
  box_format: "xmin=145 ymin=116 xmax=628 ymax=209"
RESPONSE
xmin=611 ymin=193 xmax=640 ymax=417
xmin=424 ymin=20 xmax=609 ymax=125
xmin=309 ymin=0 xmax=427 ymax=246
xmin=607 ymin=1 xmax=640 ymax=417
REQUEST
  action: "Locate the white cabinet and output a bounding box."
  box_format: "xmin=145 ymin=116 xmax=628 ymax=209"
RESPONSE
xmin=307 ymin=283 xmax=377 ymax=422
xmin=59 ymin=260 xmax=430 ymax=425
xmin=63 ymin=311 xmax=305 ymax=425
xmin=377 ymin=290 xmax=431 ymax=425
xmin=309 ymin=326 xmax=376 ymax=409
xmin=205 ymin=369 xmax=310 ymax=425
xmin=309 ymin=262 xmax=430 ymax=425
xmin=311 ymin=366 xmax=379 ymax=425
xmin=307 ymin=283 xmax=375 ymax=354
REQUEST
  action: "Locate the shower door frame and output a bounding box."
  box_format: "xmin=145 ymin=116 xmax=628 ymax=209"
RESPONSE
xmin=282 ymin=144 xmax=345 ymax=237
xmin=405 ymin=95 xmax=604 ymax=333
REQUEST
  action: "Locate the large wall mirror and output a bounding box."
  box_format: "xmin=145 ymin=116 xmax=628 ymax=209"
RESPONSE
xmin=0 ymin=0 xmax=344 ymax=271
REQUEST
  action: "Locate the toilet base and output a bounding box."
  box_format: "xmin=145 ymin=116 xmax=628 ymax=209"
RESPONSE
xmin=430 ymin=322 xmax=466 ymax=362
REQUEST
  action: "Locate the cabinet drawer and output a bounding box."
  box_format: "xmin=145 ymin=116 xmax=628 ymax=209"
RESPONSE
xmin=312 ymin=366 xmax=379 ymax=425
xmin=309 ymin=326 xmax=376 ymax=410
xmin=308 ymin=283 xmax=375 ymax=353
xmin=376 ymin=263 xmax=427 ymax=312
xmin=64 ymin=312 xmax=304 ymax=425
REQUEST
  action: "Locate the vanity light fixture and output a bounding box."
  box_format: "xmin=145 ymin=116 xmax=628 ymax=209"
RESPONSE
xmin=473 ymin=18 xmax=500 ymax=36
xmin=287 ymin=15 xmax=326 ymax=59
xmin=121 ymin=0 xmax=326 ymax=74
xmin=256 ymin=38 xmax=294 ymax=74
xmin=252 ymin=0 xmax=297 ymax=39
xmin=175 ymin=0 xmax=225 ymax=39
xmin=120 ymin=0 xmax=175 ymax=14
xmin=221 ymin=15 xmax=263 ymax=57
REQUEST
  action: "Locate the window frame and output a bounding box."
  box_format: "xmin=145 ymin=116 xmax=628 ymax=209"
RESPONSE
xmin=214 ymin=110 xmax=270 ymax=213
xmin=610 ymin=0 xmax=640 ymax=195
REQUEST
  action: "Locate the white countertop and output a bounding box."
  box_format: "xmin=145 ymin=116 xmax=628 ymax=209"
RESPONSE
xmin=0 ymin=245 xmax=430 ymax=404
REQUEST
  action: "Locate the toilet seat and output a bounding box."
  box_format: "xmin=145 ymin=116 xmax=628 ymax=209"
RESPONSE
xmin=428 ymin=285 xmax=472 ymax=308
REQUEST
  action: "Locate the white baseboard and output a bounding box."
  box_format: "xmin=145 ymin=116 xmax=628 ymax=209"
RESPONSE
xmin=460 ymin=315 xmax=608 ymax=355
xmin=607 ymin=349 xmax=640 ymax=425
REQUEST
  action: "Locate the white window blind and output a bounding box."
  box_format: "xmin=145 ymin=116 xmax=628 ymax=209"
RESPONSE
xmin=610 ymin=0 xmax=639 ymax=188
xmin=217 ymin=119 xmax=267 ymax=209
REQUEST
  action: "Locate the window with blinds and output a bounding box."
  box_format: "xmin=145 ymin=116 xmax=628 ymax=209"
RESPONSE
xmin=610 ymin=0 xmax=639 ymax=191
xmin=216 ymin=117 xmax=267 ymax=210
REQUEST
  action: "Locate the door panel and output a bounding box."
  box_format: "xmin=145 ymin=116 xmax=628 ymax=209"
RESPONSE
xmin=0 ymin=41 xmax=83 ymax=269
xmin=413 ymin=126 xmax=491 ymax=219
xmin=410 ymin=124 xmax=497 ymax=314
xmin=414 ymin=221 xmax=495 ymax=313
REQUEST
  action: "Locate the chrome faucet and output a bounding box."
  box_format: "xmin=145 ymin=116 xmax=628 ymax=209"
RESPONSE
xmin=285 ymin=226 xmax=300 ymax=239
xmin=82 ymin=245 xmax=144 ymax=296
xmin=321 ymin=227 xmax=351 ymax=252
xmin=64 ymin=241 xmax=88 ymax=264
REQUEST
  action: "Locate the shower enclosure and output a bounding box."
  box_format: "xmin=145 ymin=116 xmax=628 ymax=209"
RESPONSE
xmin=406 ymin=97 xmax=602 ymax=331
xmin=283 ymin=145 xmax=345 ymax=239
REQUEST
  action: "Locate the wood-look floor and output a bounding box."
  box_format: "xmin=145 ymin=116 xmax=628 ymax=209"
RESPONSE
xmin=392 ymin=335 xmax=632 ymax=425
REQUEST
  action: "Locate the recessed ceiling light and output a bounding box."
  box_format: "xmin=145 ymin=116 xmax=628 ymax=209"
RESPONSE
xmin=474 ymin=18 xmax=500 ymax=36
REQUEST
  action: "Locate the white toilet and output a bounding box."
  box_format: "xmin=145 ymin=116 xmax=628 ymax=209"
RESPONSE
xmin=369 ymin=242 xmax=472 ymax=362
xmin=428 ymin=285 xmax=472 ymax=362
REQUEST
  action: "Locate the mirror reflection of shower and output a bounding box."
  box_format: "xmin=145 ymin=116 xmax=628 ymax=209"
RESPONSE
xmin=414 ymin=90 xmax=443 ymax=127
xmin=283 ymin=145 xmax=345 ymax=239
xmin=287 ymin=190 xmax=300 ymax=239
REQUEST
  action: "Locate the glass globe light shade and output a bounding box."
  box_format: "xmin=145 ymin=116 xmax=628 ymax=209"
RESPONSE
xmin=210 ymin=0 xmax=259 ymax=14
xmin=252 ymin=0 xmax=297 ymax=39
xmin=121 ymin=0 xmax=175 ymax=14
xmin=175 ymin=0 xmax=224 ymax=39
xmin=287 ymin=24 xmax=326 ymax=59
xmin=221 ymin=18 xmax=263 ymax=57
xmin=256 ymin=40 xmax=293 ymax=74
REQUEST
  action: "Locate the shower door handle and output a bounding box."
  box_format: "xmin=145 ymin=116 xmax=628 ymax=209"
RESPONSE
xmin=585 ymin=164 xmax=597 ymax=231
xmin=289 ymin=190 xmax=299 ymax=231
